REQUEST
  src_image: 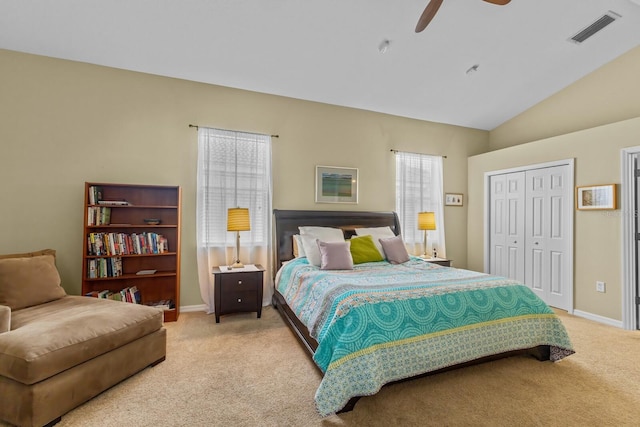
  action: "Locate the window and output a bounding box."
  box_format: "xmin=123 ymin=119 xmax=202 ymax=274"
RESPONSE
xmin=197 ymin=128 xmax=272 ymax=247
xmin=395 ymin=151 xmax=446 ymax=256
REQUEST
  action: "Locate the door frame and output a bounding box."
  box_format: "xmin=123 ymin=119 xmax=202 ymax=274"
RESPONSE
xmin=620 ymin=146 xmax=639 ymax=330
xmin=483 ymin=158 xmax=575 ymax=314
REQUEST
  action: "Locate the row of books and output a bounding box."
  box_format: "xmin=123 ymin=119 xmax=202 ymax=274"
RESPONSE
xmin=88 ymin=185 xmax=104 ymax=205
xmin=85 ymin=286 xmax=141 ymax=304
xmin=87 ymin=206 xmax=111 ymax=226
xmin=87 ymin=257 xmax=123 ymax=278
xmin=88 ymin=185 xmax=130 ymax=206
xmin=87 ymin=232 xmax=169 ymax=256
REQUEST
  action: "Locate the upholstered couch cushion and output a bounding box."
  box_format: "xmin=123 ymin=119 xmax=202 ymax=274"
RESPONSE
xmin=0 ymin=249 xmax=66 ymax=310
xmin=0 ymin=296 xmax=163 ymax=385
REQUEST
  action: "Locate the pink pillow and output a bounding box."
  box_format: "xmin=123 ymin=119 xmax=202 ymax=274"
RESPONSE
xmin=317 ymin=240 xmax=353 ymax=270
xmin=379 ymin=235 xmax=410 ymax=264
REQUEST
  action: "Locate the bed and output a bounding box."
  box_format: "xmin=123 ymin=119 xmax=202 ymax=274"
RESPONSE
xmin=271 ymin=209 xmax=574 ymax=416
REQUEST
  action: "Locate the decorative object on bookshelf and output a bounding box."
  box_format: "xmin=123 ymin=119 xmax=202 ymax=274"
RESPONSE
xmin=82 ymin=183 xmax=182 ymax=322
xmin=136 ymin=269 xmax=157 ymax=275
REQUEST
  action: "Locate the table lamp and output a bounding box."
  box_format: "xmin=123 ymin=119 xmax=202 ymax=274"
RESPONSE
xmin=227 ymin=207 xmax=250 ymax=268
xmin=417 ymin=211 xmax=436 ymax=258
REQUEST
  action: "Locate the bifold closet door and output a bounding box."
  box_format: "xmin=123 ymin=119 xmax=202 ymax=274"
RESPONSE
xmin=524 ymin=165 xmax=571 ymax=310
xmin=489 ymin=172 xmax=525 ymax=282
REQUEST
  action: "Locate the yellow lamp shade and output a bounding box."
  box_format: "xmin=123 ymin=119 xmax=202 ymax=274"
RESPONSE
xmin=227 ymin=208 xmax=250 ymax=232
xmin=417 ymin=212 xmax=436 ymax=230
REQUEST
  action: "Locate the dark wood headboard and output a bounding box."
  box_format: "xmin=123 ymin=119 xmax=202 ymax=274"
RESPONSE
xmin=273 ymin=209 xmax=401 ymax=271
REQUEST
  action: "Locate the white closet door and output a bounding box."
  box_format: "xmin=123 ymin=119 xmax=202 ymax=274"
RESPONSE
xmin=524 ymin=165 xmax=571 ymax=310
xmin=489 ymin=172 xmax=525 ymax=282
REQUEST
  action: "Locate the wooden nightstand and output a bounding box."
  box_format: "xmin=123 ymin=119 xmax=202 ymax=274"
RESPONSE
xmin=421 ymin=257 xmax=451 ymax=267
xmin=212 ymin=264 xmax=264 ymax=323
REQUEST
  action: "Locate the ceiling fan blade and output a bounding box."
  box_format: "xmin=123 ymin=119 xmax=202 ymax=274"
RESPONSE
xmin=482 ymin=0 xmax=511 ymax=5
xmin=415 ymin=0 xmax=445 ymax=33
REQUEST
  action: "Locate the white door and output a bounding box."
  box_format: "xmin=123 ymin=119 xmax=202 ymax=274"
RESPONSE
xmin=489 ymin=172 xmax=525 ymax=282
xmin=524 ymin=165 xmax=572 ymax=310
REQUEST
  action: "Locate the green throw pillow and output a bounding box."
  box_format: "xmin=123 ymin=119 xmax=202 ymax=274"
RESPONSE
xmin=350 ymin=235 xmax=384 ymax=264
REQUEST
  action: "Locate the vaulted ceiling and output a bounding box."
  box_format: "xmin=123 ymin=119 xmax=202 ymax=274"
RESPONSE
xmin=2 ymin=0 xmax=640 ymax=130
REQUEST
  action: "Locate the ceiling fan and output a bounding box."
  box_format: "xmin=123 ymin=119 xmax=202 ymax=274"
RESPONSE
xmin=415 ymin=0 xmax=511 ymax=33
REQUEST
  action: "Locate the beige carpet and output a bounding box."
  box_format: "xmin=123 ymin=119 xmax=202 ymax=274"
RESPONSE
xmin=5 ymin=307 xmax=640 ymax=427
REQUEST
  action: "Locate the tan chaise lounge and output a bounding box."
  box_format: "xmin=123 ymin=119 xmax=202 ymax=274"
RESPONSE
xmin=0 ymin=250 xmax=167 ymax=427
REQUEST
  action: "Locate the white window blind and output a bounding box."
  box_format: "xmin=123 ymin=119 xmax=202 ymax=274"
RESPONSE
xmin=197 ymin=128 xmax=271 ymax=246
xmin=395 ymin=151 xmax=446 ymax=257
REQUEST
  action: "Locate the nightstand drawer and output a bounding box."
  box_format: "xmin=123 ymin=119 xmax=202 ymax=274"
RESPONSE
xmin=220 ymin=272 xmax=260 ymax=289
xmin=220 ymin=288 xmax=258 ymax=311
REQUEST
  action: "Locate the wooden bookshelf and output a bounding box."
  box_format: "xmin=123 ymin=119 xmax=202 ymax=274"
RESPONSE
xmin=81 ymin=182 xmax=182 ymax=322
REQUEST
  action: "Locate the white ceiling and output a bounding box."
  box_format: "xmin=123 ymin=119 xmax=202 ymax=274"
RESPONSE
xmin=2 ymin=0 xmax=640 ymax=130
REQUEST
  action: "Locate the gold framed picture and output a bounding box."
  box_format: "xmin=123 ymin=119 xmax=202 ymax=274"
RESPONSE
xmin=576 ymin=184 xmax=616 ymax=210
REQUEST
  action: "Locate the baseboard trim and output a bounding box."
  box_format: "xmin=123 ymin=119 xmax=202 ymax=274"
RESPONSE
xmin=180 ymin=304 xmax=207 ymax=313
xmin=573 ymin=309 xmax=623 ymax=329
xmin=179 ymin=300 xmax=272 ymax=314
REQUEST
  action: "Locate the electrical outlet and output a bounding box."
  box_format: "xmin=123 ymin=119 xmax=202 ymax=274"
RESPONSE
xmin=596 ymin=281 xmax=606 ymax=293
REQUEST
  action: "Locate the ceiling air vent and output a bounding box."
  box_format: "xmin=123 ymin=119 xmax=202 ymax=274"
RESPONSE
xmin=568 ymin=11 xmax=621 ymax=44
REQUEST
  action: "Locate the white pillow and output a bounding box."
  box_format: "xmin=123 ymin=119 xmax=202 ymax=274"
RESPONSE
xmin=299 ymin=232 xmax=345 ymax=267
xmin=298 ymin=226 xmax=345 ymax=266
xmin=354 ymin=226 xmax=396 ymax=258
xmin=292 ymin=235 xmax=306 ymax=258
xmin=299 ymin=226 xmax=344 ymax=241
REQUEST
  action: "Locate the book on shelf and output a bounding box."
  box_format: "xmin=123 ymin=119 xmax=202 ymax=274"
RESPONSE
xmin=88 ymin=185 xmax=103 ymax=205
xmin=86 ymin=257 xmax=122 ymax=278
xmin=85 ymin=286 xmax=142 ymax=304
xmin=97 ymin=200 xmax=131 ymax=206
xmin=87 ymin=206 xmax=111 ymax=226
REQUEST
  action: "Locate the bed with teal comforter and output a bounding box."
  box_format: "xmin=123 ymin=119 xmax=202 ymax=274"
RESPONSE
xmin=275 ymin=256 xmax=575 ymax=416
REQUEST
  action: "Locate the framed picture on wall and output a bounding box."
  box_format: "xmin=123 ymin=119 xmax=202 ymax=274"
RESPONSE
xmin=576 ymin=184 xmax=617 ymax=210
xmin=445 ymin=193 xmax=463 ymax=206
xmin=315 ymin=166 xmax=358 ymax=204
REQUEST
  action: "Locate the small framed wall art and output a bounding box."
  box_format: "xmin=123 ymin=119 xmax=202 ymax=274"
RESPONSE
xmin=315 ymin=165 xmax=358 ymax=204
xmin=445 ymin=193 xmax=463 ymax=206
xmin=576 ymin=184 xmax=617 ymax=210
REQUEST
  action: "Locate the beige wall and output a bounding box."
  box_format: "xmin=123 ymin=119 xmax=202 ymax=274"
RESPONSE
xmin=468 ymin=116 xmax=640 ymax=321
xmin=475 ymin=44 xmax=640 ymax=323
xmin=490 ymin=45 xmax=640 ymax=150
xmin=0 ymin=49 xmax=489 ymax=307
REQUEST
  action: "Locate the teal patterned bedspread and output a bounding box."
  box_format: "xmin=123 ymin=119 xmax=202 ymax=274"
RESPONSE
xmin=276 ymin=257 xmax=575 ymax=416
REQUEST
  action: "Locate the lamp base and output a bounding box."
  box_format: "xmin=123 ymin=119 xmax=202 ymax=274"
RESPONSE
xmin=230 ymin=261 xmax=244 ymax=269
